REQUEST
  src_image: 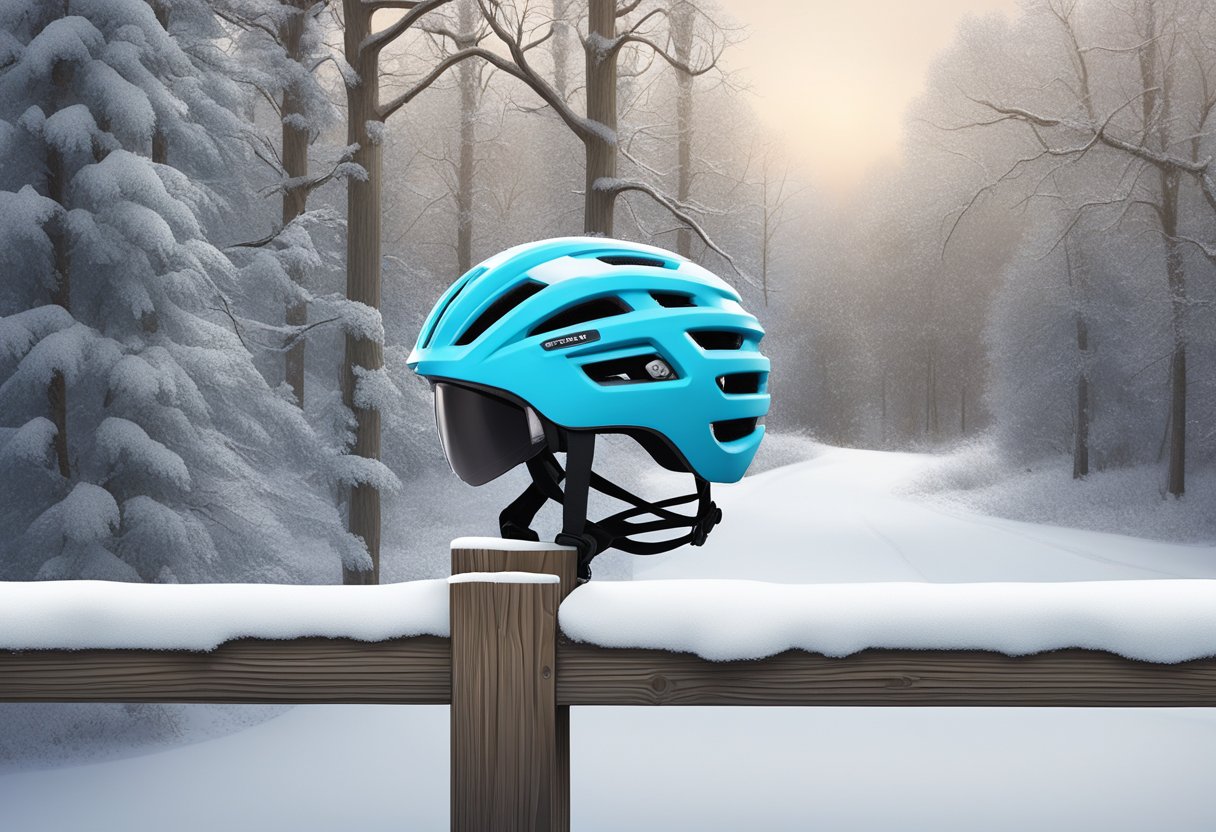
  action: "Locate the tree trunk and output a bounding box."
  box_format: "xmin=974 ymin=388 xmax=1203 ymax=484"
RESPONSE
xmin=1138 ymin=0 xmax=1185 ymax=497
xmin=144 ymin=0 xmax=167 ymax=336
xmin=1064 ymin=242 xmax=1090 ymax=480
xmin=924 ymin=348 xmax=939 ymax=439
xmin=342 ymin=2 xmax=383 ymax=584
xmin=930 ymin=359 xmax=939 ymax=437
xmin=760 ymin=179 xmax=769 ymax=306
xmin=1162 ymin=182 xmax=1187 ymax=497
xmin=47 ymin=56 xmax=73 ymax=480
xmin=150 ymin=2 xmax=169 ymax=167
xmin=583 ymin=0 xmax=618 ymax=235
xmin=1073 ymin=315 xmax=1089 ymax=480
xmin=671 ymin=0 xmax=694 ymax=258
xmin=551 ymin=0 xmax=572 ymax=101
xmin=960 ymin=381 xmax=967 ymax=437
xmin=282 ymin=0 xmax=310 ymax=406
xmin=880 ymin=372 xmax=888 ymax=447
xmin=455 ymin=0 xmax=477 ymax=274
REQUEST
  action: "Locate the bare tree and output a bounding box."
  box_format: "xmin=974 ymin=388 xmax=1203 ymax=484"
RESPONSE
xmin=755 ymin=146 xmax=799 ymax=306
xmin=473 ymin=0 xmax=736 ymax=260
xmin=943 ymin=0 xmax=1216 ymax=496
xmin=413 ymin=0 xmax=496 ymax=272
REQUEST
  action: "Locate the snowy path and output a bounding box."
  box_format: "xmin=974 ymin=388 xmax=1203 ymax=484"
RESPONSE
xmin=4 ymin=446 xmax=1216 ymax=831
xmin=638 ymin=446 xmax=1216 ymax=583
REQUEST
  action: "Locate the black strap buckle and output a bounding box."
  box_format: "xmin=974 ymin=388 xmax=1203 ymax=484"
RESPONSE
xmin=556 ymin=532 xmax=598 ymax=584
xmin=556 ymin=531 xmax=598 ymax=560
xmin=690 ymin=502 xmax=722 ymax=546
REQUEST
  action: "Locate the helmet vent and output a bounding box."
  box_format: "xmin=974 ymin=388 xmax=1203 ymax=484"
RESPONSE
xmin=582 ymin=353 xmax=677 ymax=385
xmin=530 ymin=297 xmax=631 ymax=336
xmin=712 ymin=417 xmax=758 ymax=443
xmin=598 ymin=255 xmax=667 ymax=268
xmin=651 ymin=291 xmax=696 ymax=308
xmin=689 ymin=330 xmax=744 ymax=350
xmin=421 ymin=267 xmax=481 ymax=348
xmin=455 ymin=280 xmax=545 ymax=345
xmin=717 ymin=373 xmax=762 ymax=394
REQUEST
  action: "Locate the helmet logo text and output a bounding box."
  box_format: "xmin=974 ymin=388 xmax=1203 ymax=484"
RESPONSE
xmin=541 ymin=329 xmax=601 ymax=351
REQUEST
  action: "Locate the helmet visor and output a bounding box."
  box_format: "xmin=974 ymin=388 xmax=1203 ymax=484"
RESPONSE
xmin=433 ymin=382 xmax=546 ymax=486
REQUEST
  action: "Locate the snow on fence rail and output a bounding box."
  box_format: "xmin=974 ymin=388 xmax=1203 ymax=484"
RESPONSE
xmin=5 ymin=539 xmax=1216 ymax=830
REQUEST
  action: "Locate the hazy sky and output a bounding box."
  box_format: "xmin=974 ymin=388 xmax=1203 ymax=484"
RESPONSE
xmin=714 ymin=0 xmax=1021 ymax=192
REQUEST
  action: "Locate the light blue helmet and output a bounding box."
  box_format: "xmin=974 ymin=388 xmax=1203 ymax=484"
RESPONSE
xmin=408 ymin=237 xmax=770 ymax=579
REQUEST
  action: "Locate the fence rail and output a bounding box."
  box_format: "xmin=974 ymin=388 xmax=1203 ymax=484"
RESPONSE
xmin=3 ymin=542 xmax=1215 ymax=830
xmin=0 ymin=636 xmax=450 ymax=704
xmin=555 ymin=642 xmax=1216 ymax=707
xmin=7 ymin=637 xmax=1215 ymax=709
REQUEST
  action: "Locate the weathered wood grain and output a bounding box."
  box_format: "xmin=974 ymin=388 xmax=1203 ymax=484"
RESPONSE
xmin=0 ymin=636 xmax=450 ymax=704
xmin=450 ymin=579 xmax=564 ymax=832
xmin=556 ymin=642 xmax=1216 ymax=707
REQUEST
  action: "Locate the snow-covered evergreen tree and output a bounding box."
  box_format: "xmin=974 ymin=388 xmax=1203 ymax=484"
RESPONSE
xmin=0 ymin=0 xmax=366 ymax=582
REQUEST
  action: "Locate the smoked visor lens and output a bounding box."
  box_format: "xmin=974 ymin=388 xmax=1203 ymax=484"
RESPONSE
xmin=433 ymin=382 xmax=546 ymax=486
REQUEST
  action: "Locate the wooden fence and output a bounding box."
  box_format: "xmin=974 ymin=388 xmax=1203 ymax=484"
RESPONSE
xmin=4 ymin=542 xmax=1216 ymax=831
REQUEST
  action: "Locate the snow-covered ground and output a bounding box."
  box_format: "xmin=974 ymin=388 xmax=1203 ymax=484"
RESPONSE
xmin=4 ymin=445 xmax=1216 ymax=831
xmin=913 ymin=440 xmax=1216 ymax=544
xmin=637 ymin=445 xmax=1216 ymax=582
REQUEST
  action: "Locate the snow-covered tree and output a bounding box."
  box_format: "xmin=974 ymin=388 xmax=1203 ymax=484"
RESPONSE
xmin=0 ymin=0 xmax=365 ymax=582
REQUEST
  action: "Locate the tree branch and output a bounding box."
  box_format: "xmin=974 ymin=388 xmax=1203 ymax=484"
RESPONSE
xmin=1170 ymin=233 xmax=1216 ymax=263
xmin=380 ymin=46 xmax=527 ymax=119
xmin=364 ymin=0 xmax=454 ymax=56
xmin=474 ymin=0 xmax=593 ymax=139
xmin=601 ymin=178 xmax=758 ymax=287
xmin=611 ymin=33 xmax=721 ymax=77
xmin=362 ymin=0 xmax=426 ymax=8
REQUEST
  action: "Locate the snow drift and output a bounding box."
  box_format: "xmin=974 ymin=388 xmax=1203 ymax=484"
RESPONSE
xmin=7 ymin=574 xmax=1216 ymax=664
xmin=559 ymin=578 xmax=1216 ymax=663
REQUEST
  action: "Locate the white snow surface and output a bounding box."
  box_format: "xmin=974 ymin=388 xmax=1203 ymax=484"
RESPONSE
xmin=450 ymin=535 xmax=575 ymax=552
xmin=448 ymin=571 xmax=559 ymax=584
xmin=0 ymin=580 xmax=448 ymax=650
xmin=561 ymin=579 xmax=1216 ymax=663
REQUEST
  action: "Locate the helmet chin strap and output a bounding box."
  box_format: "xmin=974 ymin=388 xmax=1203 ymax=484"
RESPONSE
xmin=498 ymin=431 xmax=723 ymax=582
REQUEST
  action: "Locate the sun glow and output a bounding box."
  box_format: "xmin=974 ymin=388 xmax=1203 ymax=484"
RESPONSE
xmin=715 ymin=0 xmax=1021 ymax=193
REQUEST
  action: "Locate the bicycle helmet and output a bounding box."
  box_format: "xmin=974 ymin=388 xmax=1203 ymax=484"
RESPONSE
xmin=408 ymin=237 xmax=769 ymax=579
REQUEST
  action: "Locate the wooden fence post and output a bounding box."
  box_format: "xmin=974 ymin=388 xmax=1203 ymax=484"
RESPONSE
xmin=450 ymin=539 xmax=577 ymax=832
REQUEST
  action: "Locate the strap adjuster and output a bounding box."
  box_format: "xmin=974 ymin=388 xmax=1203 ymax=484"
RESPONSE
xmin=556 ymin=531 xmax=599 ymax=560
xmin=690 ymin=502 xmax=722 ymax=546
xmin=556 ymin=532 xmax=599 ymax=584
